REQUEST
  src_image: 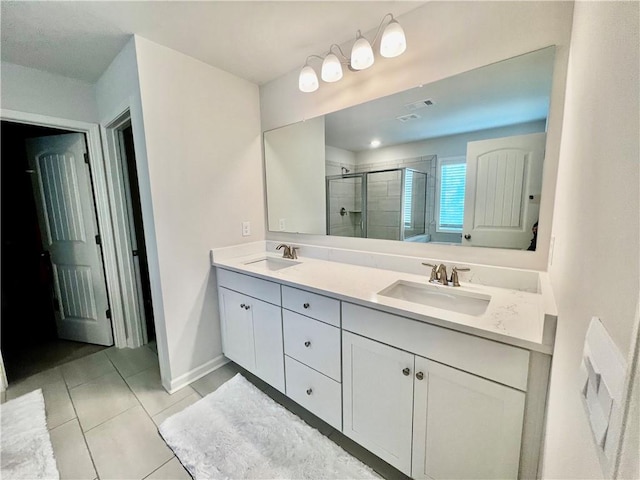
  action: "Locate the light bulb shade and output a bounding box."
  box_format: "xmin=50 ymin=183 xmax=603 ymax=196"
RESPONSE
xmin=321 ymin=54 xmax=343 ymax=82
xmin=350 ymin=35 xmax=374 ymax=70
xmin=298 ymin=65 xmax=319 ymax=93
xmin=380 ymin=20 xmax=406 ymax=58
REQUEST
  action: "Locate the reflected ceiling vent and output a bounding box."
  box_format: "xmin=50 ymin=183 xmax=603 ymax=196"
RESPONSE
xmin=396 ymin=113 xmax=421 ymax=123
xmin=405 ymin=99 xmax=435 ymax=111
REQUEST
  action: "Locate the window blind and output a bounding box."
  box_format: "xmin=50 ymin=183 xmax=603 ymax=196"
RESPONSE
xmin=439 ymin=162 xmax=466 ymax=231
xmin=403 ymin=169 xmax=413 ymax=227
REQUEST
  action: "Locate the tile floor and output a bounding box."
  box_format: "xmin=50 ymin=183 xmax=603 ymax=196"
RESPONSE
xmin=2 ymin=343 xmax=408 ymax=480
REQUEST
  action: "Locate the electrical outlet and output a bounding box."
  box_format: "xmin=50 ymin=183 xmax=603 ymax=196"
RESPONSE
xmin=279 ymin=218 xmax=286 ymax=230
xmin=242 ymin=221 xmax=251 ymax=237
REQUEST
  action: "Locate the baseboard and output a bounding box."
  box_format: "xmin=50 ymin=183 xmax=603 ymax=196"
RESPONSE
xmin=166 ymin=355 xmax=230 ymax=394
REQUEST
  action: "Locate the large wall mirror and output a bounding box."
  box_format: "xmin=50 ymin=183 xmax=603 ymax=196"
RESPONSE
xmin=264 ymin=46 xmax=555 ymax=251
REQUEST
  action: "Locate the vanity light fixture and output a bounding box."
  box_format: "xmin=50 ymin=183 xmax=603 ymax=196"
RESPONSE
xmin=298 ymin=13 xmax=406 ymax=93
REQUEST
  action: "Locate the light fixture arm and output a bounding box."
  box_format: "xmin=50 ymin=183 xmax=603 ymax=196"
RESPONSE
xmin=368 ymin=13 xmax=396 ymax=46
xmin=304 ymin=54 xmax=325 ymax=65
xmin=328 ymin=44 xmax=349 ymax=63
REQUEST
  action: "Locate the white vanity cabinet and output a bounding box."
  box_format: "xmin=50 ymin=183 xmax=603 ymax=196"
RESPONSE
xmin=218 ymin=270 xmax=285 ymax=392
xmin=342 ymin=303 xmax=528 ymax=479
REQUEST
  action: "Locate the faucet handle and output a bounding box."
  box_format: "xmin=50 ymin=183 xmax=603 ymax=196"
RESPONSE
xmin=421 ymin=263 xmax=438 ymax=282
xmin=450 ymin=267 xmax=470 ymax=287
xmin=290 ymin=246 xmax=299 ymax=259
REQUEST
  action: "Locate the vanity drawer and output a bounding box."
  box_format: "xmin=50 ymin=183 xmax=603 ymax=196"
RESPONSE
xmin=283 ymin=310 xmax=341 ymax=381
xmin=282 ymin=286 xmax=340 ymax=327
xmin=285 ymin=356 xmax=342 ymax=430
xmin=217 ymin=269 xmax=281 ymax=306
xmin=342 ymin=302 xmax=530 ymax=391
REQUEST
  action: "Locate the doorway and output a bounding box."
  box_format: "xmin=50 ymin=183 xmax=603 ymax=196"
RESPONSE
xmin=1 ymin=121 xmax=111 ymax=381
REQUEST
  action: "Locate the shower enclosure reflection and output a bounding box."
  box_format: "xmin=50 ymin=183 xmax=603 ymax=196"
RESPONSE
xmin=326 ymin=168 xmax=427 ymax=241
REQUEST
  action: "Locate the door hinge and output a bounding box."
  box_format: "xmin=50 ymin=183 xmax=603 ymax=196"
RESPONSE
xmin=53 ymin=298 xmax=60 ymax=311
xmin=95 ymin=234 xmax=101 ymax=245
xmin=132 ymin=249 xmax=139 ymax=257
xmin=106 ymin=309 xmax=111 ymax=319
xmin=84 ymin=153 xmax=89 ymax=164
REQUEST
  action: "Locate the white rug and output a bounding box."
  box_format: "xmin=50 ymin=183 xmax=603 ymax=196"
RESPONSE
xmin=1 ymin=389 xmax=59 ymax=480
xmin=159 ymin=374 xmax=380 ymax=479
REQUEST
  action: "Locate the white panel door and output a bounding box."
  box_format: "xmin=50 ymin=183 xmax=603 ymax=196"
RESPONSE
xmin=412 ymin=356 xmax=526 ymax=480
xmin=219 ymin=288 xmax=255 ymax=371
xmin=342 ymin=331 xmax=414 ymax=475
xmin=463 ymin=133 xmax=545 ymax=248
xmin=26 ymin=134 xmax=113 ymax=345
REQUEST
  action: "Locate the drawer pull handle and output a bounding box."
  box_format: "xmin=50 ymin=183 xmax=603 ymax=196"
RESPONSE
xmin=416 ymin=371 xmax=424 ymax=380
xmin=402 ymin=367 xmax=410 ymax=376
xmin=304 ymin=341 xmax=311 ymax=347
xmin=306 ymin=388 xmax=313 ymax=395
xmin=303 ymin=303 xmax=310 ymax=309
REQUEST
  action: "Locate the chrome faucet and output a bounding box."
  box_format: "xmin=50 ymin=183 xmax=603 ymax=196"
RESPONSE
xmin=276 ymin=244 xmax=298 ymax=259
xmin=437 ymin=264 xmax=449 ymax=286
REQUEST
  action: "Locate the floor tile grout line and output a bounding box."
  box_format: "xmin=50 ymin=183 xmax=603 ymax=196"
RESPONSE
xmin=141 ymin=454 xmax=179 ymax=479
xmin=61 ymin=366 xmax=101 ymax=480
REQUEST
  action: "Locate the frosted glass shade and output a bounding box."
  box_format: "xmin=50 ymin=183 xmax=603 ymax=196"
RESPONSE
xmin=298 ymin=65 xmax=319 ymax=93
xmin=380 ymin=20 xmax=406 ymax=58
xmin=321 ymin=54 xmax=343 ymax=82
xmin=350 ymin=35 xmax=374 ymax=70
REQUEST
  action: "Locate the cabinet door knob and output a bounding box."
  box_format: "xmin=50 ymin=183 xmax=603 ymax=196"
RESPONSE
xmin=402 ymin=367 xmax=410 ymax=376
xmin=416 ymin=371 xmax=424 ymax=380
xmin=240 ymin=303 xmax=245 ymax=309
xmin=303 ymin=303 xmax=310 ymax=309
xmin=244 ymin=305 xmax=250 ymax=310
xmin=306 ymin=388 xmax=313 ymax=395
xmin=304 ymin=341 xmax=311 ymax=347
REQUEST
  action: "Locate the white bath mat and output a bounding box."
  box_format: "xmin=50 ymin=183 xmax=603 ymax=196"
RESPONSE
xmin=159 ymin=373 xmax=380 ymax=479
xmin=1 ymin=389 xmax=59 ymax=480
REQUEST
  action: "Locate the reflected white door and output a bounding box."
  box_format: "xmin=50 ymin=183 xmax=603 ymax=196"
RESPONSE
xmin=26 ymin=133 xmax=113 ymax=345
xmin=463 ymin=133 xmax=546 ymax=249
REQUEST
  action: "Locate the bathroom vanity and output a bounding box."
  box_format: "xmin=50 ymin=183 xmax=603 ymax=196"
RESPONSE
xmin=211 ymin=242 xmax=557 ymax=480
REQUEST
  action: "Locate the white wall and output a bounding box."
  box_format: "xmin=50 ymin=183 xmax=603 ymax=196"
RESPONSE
xmin=354 ymin=120 xmax=546 ymax=166
xmin=133 ymin=37 xmax=263 ymax=388
xmin=544 ymin=2 xmax=639 ymax=478
xmin=1 ymin=61 xmax=98 ymax=123
xmin=265 ymin=116 xmax=325 ymax=234
xmin=260 ymin=1 xmax=574 ymax=271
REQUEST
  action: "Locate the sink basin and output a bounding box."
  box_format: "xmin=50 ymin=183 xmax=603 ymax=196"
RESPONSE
xmin=378 ymin=280 xmax=491 ymax=316
xmin=243 ymin=257 xmax=300 ymax=271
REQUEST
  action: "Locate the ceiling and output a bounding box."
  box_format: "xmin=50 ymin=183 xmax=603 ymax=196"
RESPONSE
xmin=325 ymin=47 xmax=556 ymax=152
xmin=0 ymin=1 xmax=423 ymax=85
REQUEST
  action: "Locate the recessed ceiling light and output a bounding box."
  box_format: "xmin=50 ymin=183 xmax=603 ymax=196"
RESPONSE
xmin=370 ymin=139 xmax=381 ymax=148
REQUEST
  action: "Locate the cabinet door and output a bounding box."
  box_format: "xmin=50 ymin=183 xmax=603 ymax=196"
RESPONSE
xmin=412 ymin=356 xmax=525 ymax=480
xmin=342 ymin=331 xmax=414 ymax=475
xmin=219 ymin=288 xmax=255 ymax=371
xmin=251 ymin=298 xmax=285 ymax=392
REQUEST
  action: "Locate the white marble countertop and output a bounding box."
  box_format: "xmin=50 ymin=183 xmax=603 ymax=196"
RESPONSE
xmin=212 ymin=250 xmax=556 ymax=355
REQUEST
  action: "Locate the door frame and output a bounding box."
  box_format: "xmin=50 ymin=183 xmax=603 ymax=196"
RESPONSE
xmin=1 ymin=109 xmax=130 ymax=348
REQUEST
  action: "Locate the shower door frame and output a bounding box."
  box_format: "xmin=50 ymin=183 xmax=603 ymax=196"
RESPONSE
xmin=326 ymin=173 xmax=368 ymax=238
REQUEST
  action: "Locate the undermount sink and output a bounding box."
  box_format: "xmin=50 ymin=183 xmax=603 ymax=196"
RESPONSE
xmin=378 ymin=280 xmax=491 ymax=316
xmin=243 ymin=257 xmax=300 ymax=271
